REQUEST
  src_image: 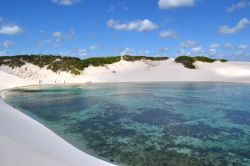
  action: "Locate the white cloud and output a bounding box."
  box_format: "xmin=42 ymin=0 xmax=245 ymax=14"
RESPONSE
xmin=52 ymin=0 xmax=80 ymax=6
xmin=78 ymin=48 xmax=88 ymax=56
xmin=238 ymin=44 xmax=248 ymax=50
xmin=107 ymin=6 xmax=115 ymax=12
xmin=137 ymin=50 xmax=150 ymax=55
xmin=226 ymin=1 xmax=250 ymax=12
xmin=0 ymin=25 xmax=23 ymax=35
xmin=158 ymin=0 xmax=195 ymax=9
xmin=209 ymin=48 xmax=217 ymax=55
xmin=120 ymin=48 xmax=133 ymax=55
xmin=157 ymin=47 xmax=169 ymax=52
xmin=77 ymin=45 xmax=99 ymax=56
xmin=159 ymin=30 xmax=178 ymax=39
xmin=190 ymin=46 xmax=204 ymax=54
xmin=107 ymin=2 xmax=128 ymax=12
xmin=89 ymin=45 xmax=98 ymax=50
xmin=219 ymin=18 xmax=250 ymax=34
xmin=107 ymin=19 xmax=158 ymax=32
xmin=209 ymin=43 xmax=220 ymax=49
xmin=36 ymin=39 xmax=51 ymax=47
xmin=224 ymin=43 xmax=235 ymax=49
xmin=180 ymin=40 xmax=197 ymax=48
xmin=1 ymin=40 xmax=13 ymax=48
xmin=52 ymin=30 xmax=75 ymax=43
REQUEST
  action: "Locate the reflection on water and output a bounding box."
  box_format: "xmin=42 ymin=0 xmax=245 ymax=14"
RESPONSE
xmin=5 ymin=83 xmax=250 ymax=166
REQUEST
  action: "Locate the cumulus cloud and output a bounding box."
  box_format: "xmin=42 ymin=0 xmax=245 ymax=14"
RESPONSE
xmin=36 ymin=39 xmax=51 ymax=47
xmin=52 ymin=0 xmax=80 ymax=6
xmin=158 ymin=0 xmax=195 ymax=9
xmin=120 ymin=47 xmax=133 ymax=55
xmin=180 ymin=40 xmax=197 ymax=48
xmin=209 ymin=43 xmax=220 ymax=49
xmin=78 ymin=48 xmax=88 ymax=56
xmin=219 ymin=18 xmax=250 ymax=34
xmin=226 ymin=1 xmax=250 ymax=12
xmin=107 ymin=2 xmax=128 ymax=12
xmin=157 ymin=47 xmax=169 ymax=52
xmin=0 ymin=25 xmax=23 ymax=35
xmin=159 ymin=30 xmax=178 ymax=39
xmin=1 ymin=40 xmax=13 ymax=48
xmin=77 ymin=45 xmax=99 ymax=57
xmin=52 ymin=30 xmax=75 ymax=43
xmin=224 ymin=43 xmax=235 ymax=49
xmin=190 ymin=46 xmax=204 ymax=54
xmin=89 ymin=45 xmax=99 ymax=50
xmin=238 ymin=44 xmax=248 ymax=50
xmin=209 ymin=48 xmax=217 ymax=55
xmin=107 ymin=19 xmax=158 ymax=32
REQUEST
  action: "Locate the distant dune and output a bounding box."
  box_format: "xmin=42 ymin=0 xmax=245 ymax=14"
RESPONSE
xmin=1 ymin=58 xmax=250 ymax=85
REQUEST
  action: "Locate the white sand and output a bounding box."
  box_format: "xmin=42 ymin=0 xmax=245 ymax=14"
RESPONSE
xmin=1 ymin=59 xmax=250 ymax=166
xmin=0 ymin=71 xmax=115 ymax=166
xmin=1 ymin=59 xmax=250 ymax=84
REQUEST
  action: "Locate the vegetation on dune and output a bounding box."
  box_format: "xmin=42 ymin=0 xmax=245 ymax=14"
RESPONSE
xmin=0 ymin=54 xmax=227 ymax=74
xmin=0 ymin=55 xmax=83 ymax=75
xmin=194 ymin=56 xmax=216 ymax=63
xmin=219 ymin=59 xmax=228 ymax=62
xmin=81 ymin=56 xmax=121 ymax=68
xmin=122 ymin=55 xmax=168 ymax=61
xmin=175 ymin=56 xmax=228 ymax=69
xmin=0 ymin=55 xmax=168 ymax=75
xmin=175 ymin=56 xmax=196 ymax=69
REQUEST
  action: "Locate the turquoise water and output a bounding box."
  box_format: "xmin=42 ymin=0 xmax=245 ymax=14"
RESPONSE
xmin=4 ymin=83 xmax=250 ymax=166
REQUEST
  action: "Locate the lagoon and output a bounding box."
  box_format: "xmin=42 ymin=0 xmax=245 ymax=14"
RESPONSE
xmin=4 ymin=83 xmax=250 ymax=166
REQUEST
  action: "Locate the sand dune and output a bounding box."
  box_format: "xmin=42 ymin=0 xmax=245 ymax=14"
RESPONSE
xmin=0 ymin=71 xmax=115 ymax=166
xmin=1 ymin=59 xmax=250 ymax=84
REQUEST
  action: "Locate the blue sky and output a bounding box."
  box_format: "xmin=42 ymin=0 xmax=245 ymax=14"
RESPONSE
xmin=0 ymin=0 xmax=250 ymax=60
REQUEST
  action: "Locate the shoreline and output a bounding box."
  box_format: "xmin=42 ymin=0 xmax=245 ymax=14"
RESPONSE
xmin=0 ymin=78 xmax=116 ymax=166
xmin=0 ymin=97 xmax=116 ymax=166
xmin=0 ymin=99 xmax=116 ymax=166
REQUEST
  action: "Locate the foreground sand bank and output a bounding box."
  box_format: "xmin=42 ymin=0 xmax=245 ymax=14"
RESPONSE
xmin=0 ymin=71 xmax=115 ymax=166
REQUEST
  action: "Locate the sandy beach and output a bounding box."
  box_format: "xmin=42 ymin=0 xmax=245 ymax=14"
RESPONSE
xmin=0 ymin=71 xmax=115 ymax=166
xmin=1 ymin=59 xmax=250 ymax=166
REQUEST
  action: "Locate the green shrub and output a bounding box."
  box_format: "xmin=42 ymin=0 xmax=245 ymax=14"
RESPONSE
xmin=0 ymin=55 xmax=121 ymax=75
xmin=219 ymin=59 xmax=228 ymax=62
xmin=194 ymin=56 xmax=216 ymax=63
xmin=175 ymin=56 xmax=228 ymax=69
xmin=175 ymin=56 xmax=196 ymax=69
xmin=122 ymin=55 xmax=168 ymax=61
xmin=81 ymin=56 xmax=121 ymax=68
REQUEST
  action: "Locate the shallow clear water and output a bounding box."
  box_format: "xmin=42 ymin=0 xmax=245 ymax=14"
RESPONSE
xmin=4 ymin=83 xmax=250 ymax=166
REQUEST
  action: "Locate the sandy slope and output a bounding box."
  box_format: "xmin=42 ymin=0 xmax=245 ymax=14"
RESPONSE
xmin=1 ymin=59 xmax=250 ymax=84
xmin=0 ymin=71 xmax=115 ymax=166
xmin=81 ymin=59 xmax=250 ymax=83
xmin=1 ymin=59 xmax=250 ymax=166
